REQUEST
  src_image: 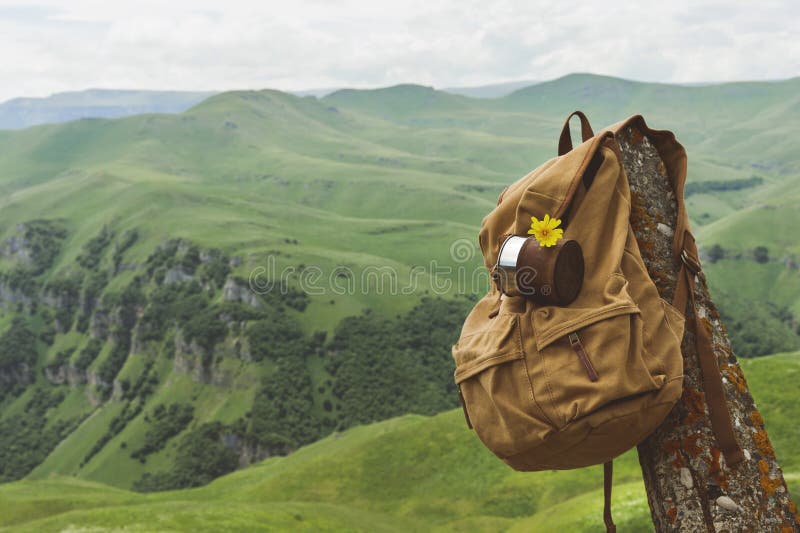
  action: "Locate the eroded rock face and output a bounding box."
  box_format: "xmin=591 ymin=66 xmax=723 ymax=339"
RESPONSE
xmin=1 ymin=233 xmax=33 ymax=264
xmin=222 ymin=278 xmax=262 ymax=308
xmin=171 ymin=329 xmax=232 ymax=386
xmin=90 ymin=308 xmax=111 ymax=339
xmin=222 ymin=432 xmax=272 ymax=468
xmin=43 ymin=364 xmax=88 ymax=386
xmin=164 ymin=266 xmax=194 ymax=285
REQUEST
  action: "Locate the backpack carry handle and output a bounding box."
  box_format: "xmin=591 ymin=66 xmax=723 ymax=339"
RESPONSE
xmin=558 ymin=111 xmax=595 ymax=156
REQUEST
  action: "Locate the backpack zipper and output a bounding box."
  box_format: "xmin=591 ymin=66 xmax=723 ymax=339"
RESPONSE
xmin=569 ymin=332 xmax=599 ymax=382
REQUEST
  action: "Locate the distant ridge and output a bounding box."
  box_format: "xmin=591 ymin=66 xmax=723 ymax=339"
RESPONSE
xmin=5 ymin=74 xmax=798 ymax=130
xmin=441 ymin=79 xmax=538 ymax=98
xmin=0 ymin=89 xmax=216 ymax=130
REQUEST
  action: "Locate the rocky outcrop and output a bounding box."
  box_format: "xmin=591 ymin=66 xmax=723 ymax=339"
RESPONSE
xmin=43 ymin=364 xmax=88 ymax=386
xmin=172 ymin=329 xmax=236 ymax=386
xmin=87 ymin=370 xmax=109 ymax=389
xmin=111 ymin=379 xmax=125 ymax=401
xmin=84 ymin=371 xmax=110 ymax=407
xmin=0 ymin=231 xmax=33 ymax=264
xmin=90 ymin=308 xmax=111 ymax=339
xmin=232 ymin=336 xmax=251 ymax=362
xmin=43 ymin=364 xmax=67 ymax=384
xmin=164 ymin=266 xmax=194 ymax=285
xmin=221 ymin=432 xmax=272 ymax=468
xmin=173 ymin=351 xmax=234 ymax=387
xmin=222 ymin=278 xmax=262 ymax=308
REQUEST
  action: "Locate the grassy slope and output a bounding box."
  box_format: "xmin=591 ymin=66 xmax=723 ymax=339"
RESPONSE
xmin=0 ymin=74 xmax=799 ymax=492
xmin=2 ymin=351 xmax=797 ymax=533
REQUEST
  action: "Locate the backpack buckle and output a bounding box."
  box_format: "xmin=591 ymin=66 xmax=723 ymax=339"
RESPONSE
xmin=680 ymin=249 xmax=701 ymax=275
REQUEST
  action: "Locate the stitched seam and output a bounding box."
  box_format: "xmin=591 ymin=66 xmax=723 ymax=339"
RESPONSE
xmin=554 ymin=134 xmax=613 ymax=218
xmin=536 ymin=326 xmax=562 ymax=427
xmin=536 ymin=304 xmax=640 ymax=349
xmin=519 ymin=316 xmax=558 ymax=429
xmin=453 ymin=350 xmax=520 ymax=382
xmin=457 ymin=313 xmax=514 ymax=341
xmin=660 ymin=299 xmax=686 ymax=342
xmin=502 ymin=392 xmax=684 ymax=463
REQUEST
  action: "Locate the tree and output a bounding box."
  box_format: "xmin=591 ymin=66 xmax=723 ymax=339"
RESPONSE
xmin=706 ymin=244 xmax=725 ymax=264
xmin=618 ymin=125 xmax=798 ymax=531
xmin=754 ymin=246 xmax=770 ymax=264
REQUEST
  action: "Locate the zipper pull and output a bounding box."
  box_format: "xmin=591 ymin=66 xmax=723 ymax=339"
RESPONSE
xmin=569 ymin=332 xmax=599 ymax=382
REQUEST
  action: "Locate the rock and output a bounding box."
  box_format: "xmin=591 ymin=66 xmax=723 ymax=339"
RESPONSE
xmin=112 ymin=379 xmax=125 ymax=401
xmin=66 ymin=365 xmax=88 ymax=386
xmin=222 ymin=277 xmax=262 ymax=308
xmin=716 ymin=496 xmax=742 ymax=513
xmin=680 ymin=467 xmax=693 ymax=489
xmin=163 ymin=266 xmax=194 ymax=285
xmin=657 ymin=223 xmax=674 ymax=237
xmin=44 ymin=365 xmax=67 ymax=385
xmin=90 ymin=309 xmax=111 ymax=339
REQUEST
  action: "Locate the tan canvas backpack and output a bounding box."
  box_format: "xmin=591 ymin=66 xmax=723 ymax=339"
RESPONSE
xmin=453 ymin=112 xmax=743 ymax=531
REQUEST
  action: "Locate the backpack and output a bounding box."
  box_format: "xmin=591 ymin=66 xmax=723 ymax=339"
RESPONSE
xmin=452 ymin=112 xmax=743 ymax=531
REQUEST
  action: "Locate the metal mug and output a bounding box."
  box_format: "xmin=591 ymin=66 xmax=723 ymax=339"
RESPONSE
xmin=493 ymin=235 xmax=584 ymax=306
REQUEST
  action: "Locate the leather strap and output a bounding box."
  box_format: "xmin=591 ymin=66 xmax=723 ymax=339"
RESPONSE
xmin=558 ymin=111 xmax=595 ymax=156
xmin=672 ymin=231 xmax=744 ymax=466
xmin=603 ymin=461 xmax=616 ymax=533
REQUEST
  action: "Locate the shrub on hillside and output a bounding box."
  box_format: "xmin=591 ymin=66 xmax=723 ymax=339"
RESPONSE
xmin=131 ymin=403 xmax=194 ymax=461
xmin=0 ymin=317 xmax=38 ymax=372
xmin=133 ymin=422 xmax=239 ymax=492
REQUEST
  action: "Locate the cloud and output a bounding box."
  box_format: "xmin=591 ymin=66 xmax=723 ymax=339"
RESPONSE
xmin=0 ymin=0 xmax=797 ymax=101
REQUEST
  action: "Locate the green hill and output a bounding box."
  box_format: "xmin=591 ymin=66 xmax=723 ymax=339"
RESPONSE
xmin=1 ymin=351 xmax=797 ymax=532
xmin=0 ymin=74 xmax=798 ymax=495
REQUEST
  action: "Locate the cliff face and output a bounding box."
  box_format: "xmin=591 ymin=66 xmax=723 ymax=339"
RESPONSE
xmin=43 ymin=364 xmax=87 ymax=386
xmin=0 ymin=228 xmax=285 ymax=484
xmin=223 ymin=277 xmax=263 ymax=309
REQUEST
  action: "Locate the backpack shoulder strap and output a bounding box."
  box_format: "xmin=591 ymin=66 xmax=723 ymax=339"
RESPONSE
xmin=673 ymin=231 xmax=745 ymax=466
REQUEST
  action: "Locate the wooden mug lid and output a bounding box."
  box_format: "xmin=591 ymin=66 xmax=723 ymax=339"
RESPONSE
xmin=495 ymin=236 xmax=584 ymax=306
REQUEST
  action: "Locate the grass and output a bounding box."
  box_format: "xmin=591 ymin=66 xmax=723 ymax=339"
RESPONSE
xmin=0 ymin=73 xmax=799 ymax=514
xmin=2 ymin=350 xmax=797 ymax=532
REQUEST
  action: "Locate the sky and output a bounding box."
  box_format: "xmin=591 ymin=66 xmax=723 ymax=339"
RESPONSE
xmin=0 ymin=0 xmax=798 ymax=102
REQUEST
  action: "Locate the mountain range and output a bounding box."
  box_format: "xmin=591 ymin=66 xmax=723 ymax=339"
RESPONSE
xmin=0 ymin=74 xmax=797 ymax=526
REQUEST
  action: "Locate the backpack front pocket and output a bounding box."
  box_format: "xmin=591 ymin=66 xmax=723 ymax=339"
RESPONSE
xmin=453 ymin=310 xmax=555 ymax=458
xmin=529 ymin=302 xmax=666 ymax=427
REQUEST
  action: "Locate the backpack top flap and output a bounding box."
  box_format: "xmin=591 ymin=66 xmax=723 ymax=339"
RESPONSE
xmin=474 ymin=129 xmax=643 ymax=354
xmin=478 ymin=131 xmax=614 ymax=271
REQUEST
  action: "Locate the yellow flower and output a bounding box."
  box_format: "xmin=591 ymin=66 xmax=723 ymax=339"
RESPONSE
xmin=528 ymin=214 xmax=563 ymax=247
